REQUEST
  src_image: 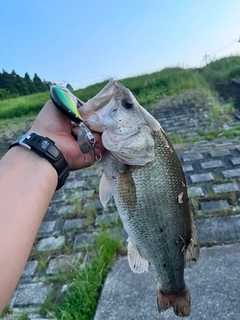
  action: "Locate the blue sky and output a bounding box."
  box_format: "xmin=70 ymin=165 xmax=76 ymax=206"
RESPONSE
xmin=1 ymin=0 xmax=240 ymax=89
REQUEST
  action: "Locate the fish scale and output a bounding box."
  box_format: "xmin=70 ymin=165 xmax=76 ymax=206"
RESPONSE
xmin=102 ymin=129 xmax=191 ymax=295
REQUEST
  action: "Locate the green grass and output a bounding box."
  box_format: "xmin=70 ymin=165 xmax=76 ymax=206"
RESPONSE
xmin=0 ymin=305 xmax=11 ymax=318
xmin=117 ymin=67 xmax=211 ymax=107
xmin=1 ymin=55 xmax=239 ymax=120
xmin=197 ymin=125 xmax=240 ymax=141
xmin=41 ymin=231 xmax=122 ymax=320
xmin=202 ymin=55 xmax=240 ymax=86
xmin=0 ymin=92 xmax=49 ymax=119
xmin=1 ymin=56 xmax=233 ymax=119
xmin=74 ymin=67 xmax=211 ymax=109
xmin=0 ymin=67 xmax=212 ymax=119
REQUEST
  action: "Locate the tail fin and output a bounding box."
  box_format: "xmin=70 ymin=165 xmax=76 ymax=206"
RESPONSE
xmin=157 ymin=285 xmax=191 ymax=317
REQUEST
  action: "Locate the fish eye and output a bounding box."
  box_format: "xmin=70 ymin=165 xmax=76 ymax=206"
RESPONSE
xmin=122 ymin=98 xmax=133 ymax=109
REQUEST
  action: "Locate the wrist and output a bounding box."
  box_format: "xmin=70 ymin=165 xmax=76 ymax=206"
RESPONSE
xmin=3 ymin=146 xmax=58 ymax=191
xmin=9 ymin=132 xmax=69 ymax=190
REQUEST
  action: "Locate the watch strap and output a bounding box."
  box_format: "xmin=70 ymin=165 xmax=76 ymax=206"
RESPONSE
xmin=9 ymin=132 xmax=69 ymax=190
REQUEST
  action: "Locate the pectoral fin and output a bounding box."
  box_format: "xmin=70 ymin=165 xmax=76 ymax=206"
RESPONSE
xmin=127 ymin=238 xmax=149 ymax=274
xmin=99 ymin=172 xmax=113 ymax=208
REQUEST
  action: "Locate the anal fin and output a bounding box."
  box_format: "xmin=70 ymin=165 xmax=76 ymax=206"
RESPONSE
xmin=127 ymin=238 xmax=148 ymax=274
xmin=185 ymin=214 xmax=200 ymax=268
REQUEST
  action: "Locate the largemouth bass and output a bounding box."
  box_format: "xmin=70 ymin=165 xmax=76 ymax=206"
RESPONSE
xmin=79 ymin=79 xmax=200 ymax=317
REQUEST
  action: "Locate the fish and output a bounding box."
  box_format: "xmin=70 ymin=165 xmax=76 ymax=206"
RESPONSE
xmin=79 ymin=79 xmax=200 ymax=317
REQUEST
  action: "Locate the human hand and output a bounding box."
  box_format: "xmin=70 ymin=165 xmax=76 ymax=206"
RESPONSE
xmin=30 ymin=100 xmax=104 ymax=170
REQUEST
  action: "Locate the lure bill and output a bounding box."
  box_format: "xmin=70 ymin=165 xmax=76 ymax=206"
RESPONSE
xmin=50 ymin=83 xmax=97 ymax=157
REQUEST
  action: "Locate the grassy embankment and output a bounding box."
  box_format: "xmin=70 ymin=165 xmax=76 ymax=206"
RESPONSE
xmin=0 ymin=55 xmax=240 ymax=319
xmin=1 ymin=56 xmax=240 ymax=139
xmin=1 ymin=55 xmax=240 ymax=121
xmin=2 ymin=56 xmax=239 ymax=121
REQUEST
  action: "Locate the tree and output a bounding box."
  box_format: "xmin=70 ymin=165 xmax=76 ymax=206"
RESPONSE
xmin=15 ymin=74 xmax=30 ymax=96
xmin=0 ymin=69 xmax=51 ymax=100
xmin=0 ymin=70 xmax=19 ymax=96
xmin=24 ymin=72 xmax=37 ymax=94
xmin=0 ymin=88 xmax=10 ymax=100
xmin=43 ymin=79 xmax=52 ymax=90
xmin=33 ymin=73 xmax=48 ymax=92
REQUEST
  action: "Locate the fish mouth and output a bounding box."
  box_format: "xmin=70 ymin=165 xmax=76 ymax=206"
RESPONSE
xmin=79 ymin=79 xmax=133 ymax=132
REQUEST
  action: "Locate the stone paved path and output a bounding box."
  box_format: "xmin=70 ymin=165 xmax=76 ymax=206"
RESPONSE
xmin=3 ymin=105 xmax=240 ymax=319
xmin=94 ymin=243 xmax=240 ymax=320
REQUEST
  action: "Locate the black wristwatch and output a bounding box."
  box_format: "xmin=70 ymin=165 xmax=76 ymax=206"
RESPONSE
xmin=9 ymin=132 xmax=69 ymax=190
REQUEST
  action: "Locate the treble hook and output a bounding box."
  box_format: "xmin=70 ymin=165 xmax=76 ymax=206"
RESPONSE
xmin=84 ymin=150 xmax=102 ymax=164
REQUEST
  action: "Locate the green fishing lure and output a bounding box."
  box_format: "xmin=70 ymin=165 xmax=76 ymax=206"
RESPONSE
xmin=50 ymin=83 xmax=83 ymax=123
xmin=50 ymin=83 xmax=97 ymax=157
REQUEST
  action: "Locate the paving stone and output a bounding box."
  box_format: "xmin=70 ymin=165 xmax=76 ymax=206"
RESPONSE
xmin=190 ymin=172 xmax=214 ymax=183
xmin=196 ymin=215 xmax=240 ymax=244
xmin=74 ymin=232 xmax=98 ymax=248
xmin=58 ymin=205 xmax=75 ymax=217
xmin=50 ymin=191 xmax=66 ymax=204
xmin=9 ymin=308 xmax=44 ymax=318
xmin=63 ymin=218 xmax=85 ymax=231
xmin=68 ymin=171 xmax=78 ymax=179
xmin=108 ymin=227 xmax=128 ymax=245
xmin=46 ymin=253 xmax=82 ymax=274
xmin=209 ymin=149 xmax=231 ymax=157
xmin=12 ymin=283 xmax=52 ymax=306
xmin=182 ymin=153 xmax=203 ymax=162
xmin=95 ymin=212 xmax=120 ymax=227
xmin=36 ymin=236 xmax=65 ymax=252
xmin=182 ymin=164 xmax=194 ymax=172
xmin=21 ymin=261 xmax=38 ymax=279
xmin=65 ymin=180 xmax=84 ymax=189
xmin=83 ymin=199 xmax=104 ymax=213
xmin=200 ymin=160 xmax=224 ymax=170
xmin=222 ymin=168 xmax=240 ymax=179
xmin=230 ymin=157 xmax=240 ymax=166
xmin=81 ymin=190 xmax=95 ymax=198
xmin=94 ymin=243 xmax=240 ymax=320
xmin=213 ymin=182 xmax=239 ymax=194
xmin=214 ymin=141 xmax=233 ymax=147
xmin=187 ymin=187 xmax=204 ymax=197
xmin=200 ymin=200 xmax=230 ymax=213
xmin=38 ymin=221 xmax=57 ymax=236
xmin=82 ymin=178 xmax=96 ymax=190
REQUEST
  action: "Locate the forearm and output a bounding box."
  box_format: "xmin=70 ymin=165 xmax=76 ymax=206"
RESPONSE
xmin=0 ymin=146 xmax=57 ymax=311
